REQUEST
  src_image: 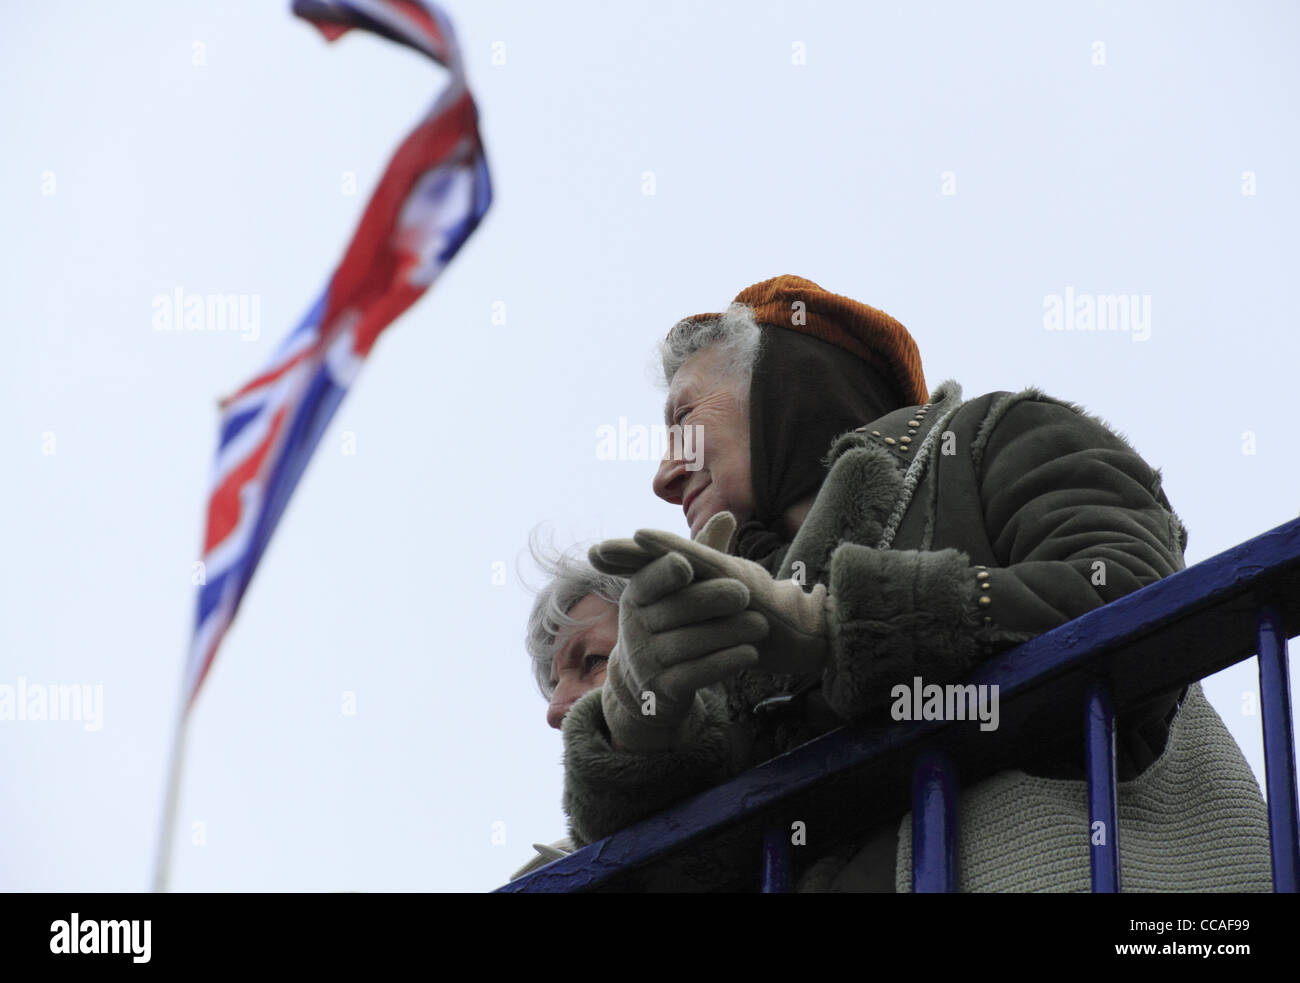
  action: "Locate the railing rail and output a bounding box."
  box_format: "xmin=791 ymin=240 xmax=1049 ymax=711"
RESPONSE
xmin=498 ymin=517 xmax=1300 ymax=893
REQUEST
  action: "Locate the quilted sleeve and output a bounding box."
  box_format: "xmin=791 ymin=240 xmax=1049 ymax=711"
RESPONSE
xmin=819 ymin=397 xmax=1186 ymax=720
xmin=975 ymin=397 xmax=1185 ymax=635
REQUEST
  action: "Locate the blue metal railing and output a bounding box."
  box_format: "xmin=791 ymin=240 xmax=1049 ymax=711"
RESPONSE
xmin=1084 ymin=683 xmax=1120 ymax=893
xmin=1257 ymin=602 xmax=1299 ymax=892
xmin=499 ymin=517 xmax=1300 ymax=893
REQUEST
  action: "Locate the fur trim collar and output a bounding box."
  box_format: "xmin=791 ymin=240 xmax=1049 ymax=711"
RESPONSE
xmin=776 ymin=379 xmax=966 ymax=584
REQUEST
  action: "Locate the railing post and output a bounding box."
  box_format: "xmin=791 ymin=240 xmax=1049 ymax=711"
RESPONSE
xmin=761 ymin=826 xmax=791 ymax=893
xmin=912 ymin=750 xmax=957 ymax=892
xmin=1256 ymin=602 xmax=1299 ymax=893
xmin=1085 ymin=682 xmax=1121 ymax=892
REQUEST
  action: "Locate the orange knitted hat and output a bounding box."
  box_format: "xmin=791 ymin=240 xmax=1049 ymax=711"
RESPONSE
xmin=680 ymin=274 xmax=928 ymax=407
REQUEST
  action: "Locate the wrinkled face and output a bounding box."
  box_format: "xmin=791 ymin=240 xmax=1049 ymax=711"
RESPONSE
xmin=546 ymin=593 xmax=617 ymax=730
xmin=653 ymin=345 xmax=755 ymax=537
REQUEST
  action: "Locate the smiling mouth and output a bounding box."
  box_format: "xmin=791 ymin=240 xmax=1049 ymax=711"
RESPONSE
xmin=683 ymin=482 xmax=711 ymax=521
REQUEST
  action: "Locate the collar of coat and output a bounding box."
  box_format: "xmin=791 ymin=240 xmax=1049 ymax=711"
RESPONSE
xmin=773 ymin=376 xmax=1188 ymax=585
xmin=725 ymin=379 xmax=967 ymax=726
xmin=775 ymin=377 xmax=966 ymax=585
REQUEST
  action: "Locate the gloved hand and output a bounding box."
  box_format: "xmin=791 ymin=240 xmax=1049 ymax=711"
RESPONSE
xmin=591 ymin=512 xmax=830 ymax=678
xmin=601 ymin=550 xmax=768 ymax=753
xmin=588 ymin=506 xmax=739 ymax=574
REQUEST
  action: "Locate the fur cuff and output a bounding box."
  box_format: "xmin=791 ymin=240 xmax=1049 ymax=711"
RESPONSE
xmin=822 ymin=544 xmax=985 ymax=720
xmin=561 ymin=685 xmax=737 ymax=847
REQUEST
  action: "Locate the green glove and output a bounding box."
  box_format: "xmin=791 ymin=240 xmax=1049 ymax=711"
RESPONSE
xmin=601 ymin=550 xmax=768 ymax=753
xmin=592 ymin=512 xmax=830 ymax=678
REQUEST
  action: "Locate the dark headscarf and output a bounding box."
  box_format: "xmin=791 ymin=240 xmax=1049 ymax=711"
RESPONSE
xmin=735 ymin=324 xmax=905 ymax=570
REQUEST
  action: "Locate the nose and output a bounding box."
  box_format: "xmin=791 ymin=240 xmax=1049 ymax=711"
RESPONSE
xmin=653 ymin=452 xmax=687 ymax=504
xmin=547 ymin=674 xmax=589 ymax=730
xmin=547 ymin=691 xmax=573 ymax=730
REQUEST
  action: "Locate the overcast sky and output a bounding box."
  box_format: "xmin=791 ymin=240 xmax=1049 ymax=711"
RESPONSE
xmin=3 ymin=0 xmax=1298 ymax=892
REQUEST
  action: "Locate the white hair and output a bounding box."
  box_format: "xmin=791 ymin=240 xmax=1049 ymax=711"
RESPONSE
xmin=660 ymin=301 xmax=763 ymax=387
xmin=524 ymin=530 xmax=626 ymax=700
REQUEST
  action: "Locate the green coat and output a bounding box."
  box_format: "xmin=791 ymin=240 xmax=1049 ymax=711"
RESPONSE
xmin=560 ymin=379 xmax=1274 ymax=891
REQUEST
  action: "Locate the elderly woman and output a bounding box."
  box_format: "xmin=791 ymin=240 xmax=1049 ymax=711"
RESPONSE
xmin=561 ymin=273 xmax=1274 ymax=892
xmin=509 ymin=542 xmax=625 ymax=880
xmin=524 ymin=540 xmax=625 ymax=730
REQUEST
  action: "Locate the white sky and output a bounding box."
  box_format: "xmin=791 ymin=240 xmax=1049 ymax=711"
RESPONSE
xmin=2 ymin=0 xmax=1298 ymax=892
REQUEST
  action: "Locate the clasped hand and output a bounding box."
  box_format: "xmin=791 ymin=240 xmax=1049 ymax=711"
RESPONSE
xmin=590 ymin=512 xmax=831 ymax=752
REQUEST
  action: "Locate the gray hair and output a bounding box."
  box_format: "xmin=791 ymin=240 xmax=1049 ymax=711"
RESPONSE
xmin=524 ymin=531 xmax=626 ymax=700
xmin=660 ymin=301 xmax=763 ymax=387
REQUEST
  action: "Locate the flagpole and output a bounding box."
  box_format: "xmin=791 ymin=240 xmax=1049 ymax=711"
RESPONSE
xmin=153 ymin=0 xmax=490 ymax=892
xmin=152 ymin=699 xmax=191 ymax=893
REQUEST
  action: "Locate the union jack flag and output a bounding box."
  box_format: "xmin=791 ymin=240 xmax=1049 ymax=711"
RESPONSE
xmin=186 ymin=0 xmax=491 ymax=711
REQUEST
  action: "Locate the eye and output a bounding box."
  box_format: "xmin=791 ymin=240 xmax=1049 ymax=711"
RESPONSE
xmin=674 ymin=406 xmax=691 ymax=426
xmin=583 ymin=653 xmax=609 ymax=676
